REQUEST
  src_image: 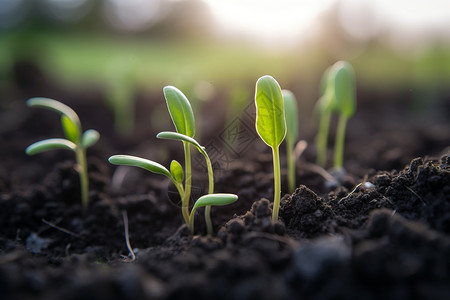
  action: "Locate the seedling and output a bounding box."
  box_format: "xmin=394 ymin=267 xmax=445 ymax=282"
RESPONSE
xmin=109 ymin=86 xmax=238 ymax=235
xmin=331 ymin=61 xmax=356 ymax=170
xmin=314 ymin=61 xmax=356 ymax=170
xmin=314 ymin=67 xmax=333 ymax=167
xmin=282 ymin=90 xmax=299 ymax=194
xmin=255 ymin=75 xmax=287 ymax=222
xmin=188 ymin=193 xmax=238 ymax=234
xmin=156 ymin=131 xmax=215 ymax=234
xmin=25 ymin=98 xmax=100 ymax=211
xmin=163 ymin=86 xmax=196 ymax=224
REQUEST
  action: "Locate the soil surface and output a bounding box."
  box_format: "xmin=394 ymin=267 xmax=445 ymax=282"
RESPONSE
xmin=1 ymin=65 xmax=450 ymax=299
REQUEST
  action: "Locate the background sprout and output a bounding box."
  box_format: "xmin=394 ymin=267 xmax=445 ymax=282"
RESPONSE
xmin=255 ymin=75 xmax=287 ymax=222
xmin=282 ymin=90 xmax=299 ymax=194
xmin=108 ymin=155 xmax=185 ymax=206
xmin=314 ymin=67 xmax=334 ymax=168
xmin=163 ymin=86 xmax=196 ymax=224
xmin=188 ymin=193 xmax=238 ymax=234
xmin=25 ymin=98 xmax=100 ymax=211
xmin=330 ymin=61 xmax=356 ymax=170
xmin=157 ymin=131 xmax=215 ymax=234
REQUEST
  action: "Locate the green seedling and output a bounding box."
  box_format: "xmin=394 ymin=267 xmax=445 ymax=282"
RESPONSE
xmin=163 ymin=86 xmax=196 ymax=224
xmin=156 ymin=131 xmax=216 ymax=235
xmin=314 ymin=66 xmax=334 ymax=167
xmin=108 ymin=155 xmax=185 ymax=205
xmin=282 ymin=90 xmax=299 ymax=194
xmin=25 ymin=98 xmax=100 ymax=211
xmin=331 ymin=61 xmax=356 ymax=170
xmin=188 ymin=193 xmax=238 ymax=234
xmin=255 ymin=75 xmax=287 ymax=222
xmin=314 ymin=61 xmax=356 ymax=170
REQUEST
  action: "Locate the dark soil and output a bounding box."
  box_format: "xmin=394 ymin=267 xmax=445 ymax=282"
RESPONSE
xmin=1 ymin=65 xmax=450 ymax=299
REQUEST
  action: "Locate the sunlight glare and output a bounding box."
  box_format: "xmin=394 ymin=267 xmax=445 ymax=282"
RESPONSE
xmin=202 ymin=0 xmax=334 ymax=42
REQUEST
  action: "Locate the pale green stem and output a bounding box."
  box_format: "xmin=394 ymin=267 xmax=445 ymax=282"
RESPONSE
xmin=272 ymin=146 xmax=281 ymax=222
xmin=334 ymin=115 xmax=348 ymax=170
xmin=75 ymin=145 xmax=89 ymax=212
xmin=182 ymin=141 xmax=191 ymax=224
xmin=204 ymin=153 xmax=214 ymax=235
xmin=188 ymin=207 xmax=196 ymax=234
xmin=286 ymin=139 xmax=295 ymax=194
xmin=316 ymin=110 xmax=331 ymax=167
xmin=173 ymin=181 xmax=185 ymax=204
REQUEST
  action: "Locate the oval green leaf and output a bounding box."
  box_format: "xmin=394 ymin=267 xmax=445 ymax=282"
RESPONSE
xmin=282 ymin=90 xmax=298 ymax=147
xmin=61 ymin=115 xmax=80 ymax=143
xmin=192 ymin=193 xmax=238 ymax=211
xmin=170 ymin=160 xmax=184 ymax=183
xmin=157 ymin=131 xmax=206 ymax=157
xmin=82 ymin=129 xmax=100 ymax=148
xmin=255 ymin=75 xmax=286 ymax=148
xmin=331 ymin=61 xmax=356 ymax=118
xmin=26 ymin=138 xmax=76 ymax=155
xmin=27 ymin=98 xmax=82 ymax=132
xmin=163 ymin=86 xmax=195 ymax=138
xmin=108 ymin=155 xmax=171 ymax=178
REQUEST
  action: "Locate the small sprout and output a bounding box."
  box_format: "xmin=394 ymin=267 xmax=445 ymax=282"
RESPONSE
xmin=314 ymin=67 xmax=334 ymax=167
xmin=314 ymin=61 xmax=356 ymax=170
xmin=282 ymin=89 xmax=299 ymax=194
xmin=157 ymin=131 xmax=215 ymax=234
xmin=108 ymin=155 xmax=185 ymax=207
xmin=164 ymin=86 xmax=196 ymax=224
xmin=255 ymin=75 xmax=287 ymax=222
xmin=188 ymin=193 xmax=238 ymax=234
xmin=25 ymin=98 xmax=100 ymax=211
xmin=331 ymin=61 xmax=356 ymax=170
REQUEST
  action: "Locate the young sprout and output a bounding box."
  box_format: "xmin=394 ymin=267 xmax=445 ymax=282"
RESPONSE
xmin=188 ymin=193 xmax=238 ymax=234
xmin=108 ymin=155 xmax=185 ymax=204
xmin=156 ymin=131 xmax=215 ymax=235
xmin=282 ymin=90 xmax=299 ymax=194
xmin=255 ymin=75 xmax=287 ymax=222
xmin=25 ymin=98 xmax=100 ymax=211
xmin=163 ymin=86 xmax=196 ymax=224
xmin=314 ymin=67 xmax=334 ymax=167
xmin=330 ymin=61 xmax=356 ymax=170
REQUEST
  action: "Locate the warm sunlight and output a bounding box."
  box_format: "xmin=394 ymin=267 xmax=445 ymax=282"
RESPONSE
xmin=202 ymin=0 xmax=450 ymax=45
xmin=202 ymin=0 xmax=335 ymax=42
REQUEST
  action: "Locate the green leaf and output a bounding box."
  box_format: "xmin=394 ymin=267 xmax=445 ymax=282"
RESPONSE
xmin=27 ymin=98 xmax=82 ymax=132
xmin=192 ymin=193 xmax=238 ymax=211
xmin=331 ymin=61 xmax=356 ymax=118
xmin=170 ymin=160 xmax=184 ymax=183
xmin=255 ymin=75 xmax=286 ymax=148
xmin=157 ymin=131 xmax=206 ymax=157
xmin=82 ymin=129 xmax=100 ymax=148
xmin=61 ymin=115 xmax=80 ymax=143
xmin=26 ymin=138 xmax=76 ymax=155
xmin=163 ymin=86 xmax=195 ymax=138
xmin=108 ymin=155 xmax=171 ymax=178
xmin=282 ymin=90 xmax=299 ymax=147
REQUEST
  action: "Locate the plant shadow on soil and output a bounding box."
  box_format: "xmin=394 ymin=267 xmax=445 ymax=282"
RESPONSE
xmin=1 ymin=67 xmax=450 ymax=299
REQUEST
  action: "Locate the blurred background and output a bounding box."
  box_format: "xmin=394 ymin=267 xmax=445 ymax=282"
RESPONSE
xmin=1 ymin=0 xmax=449 ymax=167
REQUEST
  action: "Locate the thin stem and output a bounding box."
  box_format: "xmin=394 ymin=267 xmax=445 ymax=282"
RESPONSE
xmin=182 ymin=141 xmax=191 ymax=224
xmin=286 ymin=139 xmax=295 ymax=194
xmin=334 ymin=115 xmax=348 ymax=170
xmin=272 ymin=146 xmax=281 ymax=222
xmin=75 ymin=145 xmax=89 ymax=212
xmin=316 ymin=110 xmax=331 ymax=167
xmin=122 ymin=210 xmax=135 ymax=262
xmin=188 ymin=207 xmax=196 ymax=234
xmin=204 ymin=153 xmax=214 ymax=235
xmin=173 ymin=181 xmax=185 ymax=205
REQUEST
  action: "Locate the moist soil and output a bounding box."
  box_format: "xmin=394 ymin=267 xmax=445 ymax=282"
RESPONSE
xmin=1 ymin=67 xmax=450 ymax=299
